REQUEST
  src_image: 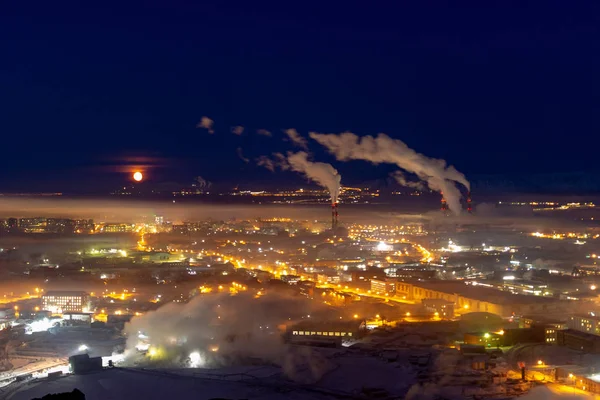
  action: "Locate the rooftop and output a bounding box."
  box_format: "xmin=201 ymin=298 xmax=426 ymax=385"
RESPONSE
xmin=43 ymin=291 xmax=88 ymax=297
xmin=290 ymin=320 xmax=364 ymax=332
xmin=413 ymin=281 xmax=562 ymax=305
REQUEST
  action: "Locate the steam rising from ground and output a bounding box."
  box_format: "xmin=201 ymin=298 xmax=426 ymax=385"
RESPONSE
xmin=287 ymin=152 xmax=342 ymax=204
xmin=122 ymin=292 xmax=332 ymax=382
xmin=310 ymin=132 xmax=470 ymax=215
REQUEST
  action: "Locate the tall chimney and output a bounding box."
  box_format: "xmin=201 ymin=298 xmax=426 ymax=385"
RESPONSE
xmin=331 ymin=203 xmax=337 ymax=230
xmin=334 ymin=202 xmax=339 ymax=230
xmin=440 ymin=192 xmax=448 ymax=213
xmin=467 ymin=192 xmax=472 ymax=214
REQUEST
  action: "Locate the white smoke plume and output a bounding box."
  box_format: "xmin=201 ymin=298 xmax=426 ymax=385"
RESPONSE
xmin=390 ymin=171 xmax=425 ymax=191
xmin=256 ymin=152 xmax=289 ymax=172
xmin=256 ymin=156 xmax=275 ymax=172
xmin=231 ymin=125 xmax=244 ymax=135
xmin=236 ymin=147 xmax=250 ymax=163
xmin=287 ymin=151 xmax=341 ymax=204
xmin=310 ymin=132 xmax=470 ymax=215
xmin=195 ymin=176 xmax=212 ymax=189
xmin=256 ymin=129 xmax=272 ymax=137
xmin=196 ymin=116 xmax=214 ymax=134
xmin=122 ymin=292 xmax=333 ymax=382
xmin=284 ymin=128 xmax=308 ymax=150
xmin=273 ymin=152 xmax=290 ymax=170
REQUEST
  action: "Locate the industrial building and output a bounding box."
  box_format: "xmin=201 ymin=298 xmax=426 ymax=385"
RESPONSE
xmin=556 ymin=329 xmax=600 ymax=353
xmin=287 ymin=320 xmax=366 ymax=345
xmin=42 ymin=291 xmax=91 ymax=314
xmin=567 ymin=314 xmax=600 ymax=336
xmin=370 ymin=278 xmax=396 ymax=295
xmin=421 ymin=299 xmax=455 ymax=319
xmin=395 ymin=281 xmax=575 ymax=318
xmin=463 ymin=332 xmax=502 ymax=347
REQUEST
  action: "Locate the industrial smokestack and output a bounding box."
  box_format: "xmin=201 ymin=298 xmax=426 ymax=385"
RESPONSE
xmin=309 ymin=132 xmax=470 ymax=215
xmin=331 ymin=203 xmax=336 ymax=230
xmin=440 ymin=192 xmax=448 ymax=213
xmin=467 ymin=191 xmax=472 ymax=214
xmin=334 ymin=202 xmax=339 ymax=230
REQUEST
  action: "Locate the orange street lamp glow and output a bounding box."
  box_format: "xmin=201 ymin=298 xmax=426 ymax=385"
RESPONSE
xmin=133 ymin=171 xmax=143 ymax=182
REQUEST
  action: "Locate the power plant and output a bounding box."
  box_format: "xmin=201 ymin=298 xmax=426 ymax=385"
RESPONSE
xmin=440 ymin=191 xmax=472 ymax=214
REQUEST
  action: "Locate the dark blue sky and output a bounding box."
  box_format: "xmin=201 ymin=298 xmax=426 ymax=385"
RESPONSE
xmin=0 ymin=2 xmax=597 ymax=192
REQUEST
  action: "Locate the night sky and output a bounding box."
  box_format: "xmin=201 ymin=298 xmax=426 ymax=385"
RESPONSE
xmin=0 ymin=2 xmax=597 ymax=192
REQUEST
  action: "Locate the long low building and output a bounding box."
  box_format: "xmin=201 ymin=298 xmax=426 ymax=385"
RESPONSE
xmin=395 ymin=281 xmax=578 ymax=318
xmin=286 ymin=320 xmax=366 ymax=345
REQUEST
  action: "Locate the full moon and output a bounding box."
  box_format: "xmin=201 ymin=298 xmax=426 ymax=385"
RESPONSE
xmin=133 ymin=171 xmax=143 ymax=182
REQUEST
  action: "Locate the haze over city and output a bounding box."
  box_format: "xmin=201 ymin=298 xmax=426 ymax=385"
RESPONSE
xmin=0 ymin=2 xmax=598 ymax=400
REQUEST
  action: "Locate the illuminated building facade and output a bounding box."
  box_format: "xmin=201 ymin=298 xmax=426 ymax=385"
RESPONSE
xmin=42 ymin=291 xmax=90 ymax=314
xmin=101 ymin=223 xmax=135 ymax=233
xmin=568 ymin=314 xmax=600 ymax=336
xmin=422 ymin=298 xmax=455 ymax=319
xmin=370 ymin=278 xmax=396 ymax=294
xmin=289 ymin=320 xmax=366 ymax=342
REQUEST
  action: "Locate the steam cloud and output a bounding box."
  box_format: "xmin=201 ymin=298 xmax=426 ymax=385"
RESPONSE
xmin=284 ymin=128 xmax=308 ymax=150
xmin=287 ymin=151 xmax=341 ymax=204
xmin=236 ymin=147 xmax=250 ymax=163
xmin=122 ymin=292 xmax=332 ymax=382
xmin=256 ymin=152 xmax=289 ymax=172
xmin=195 ymin=176 xmax=212 ymax=189
xmin=256 ymin=129 xmax=272 ymax=137
xmin=231 ymin=125 xmax=244 ymax=135
xmin=310 ymin=132 xmax=470 ymax=215
xmin=390 ymin=171 xmax=425 ymax=191
xmin=256 ymin=156 xmax=275 ymax=172
xmin=196 ymin=116 xmax=214 ymax=134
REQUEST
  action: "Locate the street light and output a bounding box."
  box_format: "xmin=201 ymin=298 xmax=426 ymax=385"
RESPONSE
xmin=537 ymin=360 xmax=543 ymax=366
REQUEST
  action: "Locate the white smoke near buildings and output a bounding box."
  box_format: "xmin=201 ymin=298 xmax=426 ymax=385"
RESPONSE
xmin=287 ymin=151 xmax=341 ymax=204
xmin=231 ymin=125 xmax=244 ymax=135
xmin=196 ymin=116 xmax=215 ymax=134
xmin=309 ymin=132 xmax=470 ymax=215
xmin=283 ymin=128 xmax=309 ymax=150
xmin=236 ymin=147 xmax=250 ymax=163
xmin=122 ymin=292 xmax=333 ymax=383
xmin=256 ymin=128 xmax=272 ymax=137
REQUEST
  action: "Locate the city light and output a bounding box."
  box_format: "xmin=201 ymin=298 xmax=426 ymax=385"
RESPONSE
xmin=78 ymin=344 xmax=88 ymax=352
xmin=189 ymin=351 xmax=203 ymax=368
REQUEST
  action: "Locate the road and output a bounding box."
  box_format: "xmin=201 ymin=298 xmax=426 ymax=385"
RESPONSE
xmin=0 ymin=358 xmax=68 ymax=388
xmin=507 ymin=368 xmax=600 ymax=399
xmin=547 ymin=382 xmax=600 ymax=398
